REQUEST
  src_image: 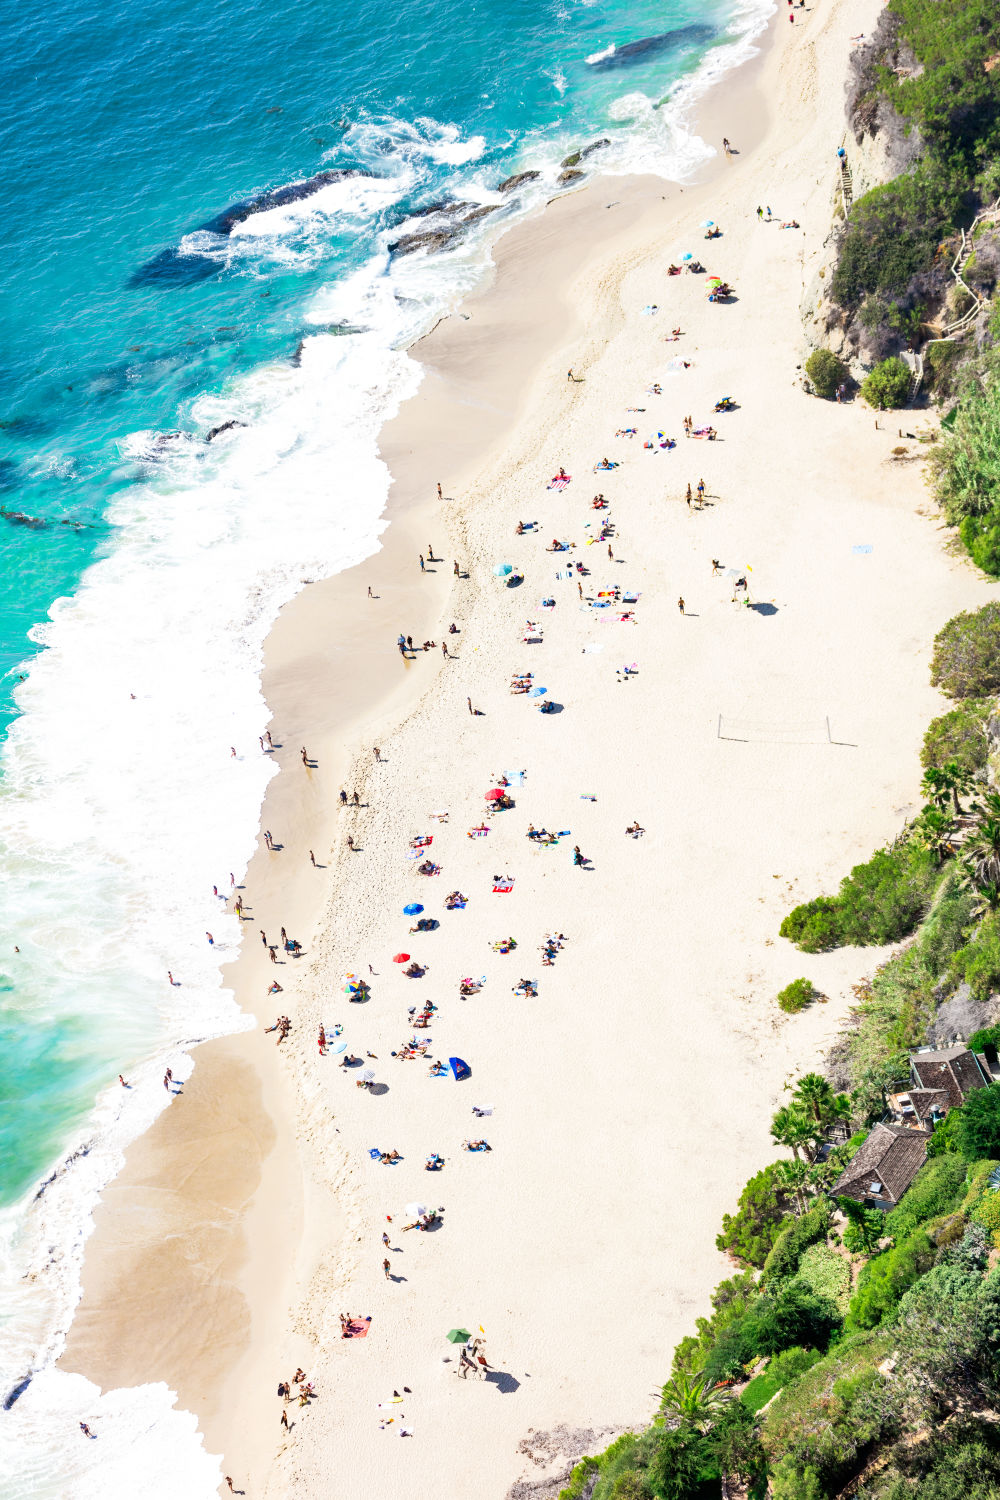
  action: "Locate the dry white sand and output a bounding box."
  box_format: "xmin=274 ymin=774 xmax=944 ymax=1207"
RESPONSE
xmin=62 ymin=1 xmax=1000 ymax=1496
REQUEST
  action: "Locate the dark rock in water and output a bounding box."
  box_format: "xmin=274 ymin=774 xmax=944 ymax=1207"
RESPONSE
xmin=389 ymin=228 xmax=458 ymax=256
xmin=0 ymin=507 xmax=46 ymax=529
xmin=497 ymin=171 xmax=541 ymax=193
xmin=556 ymin=169 xmax=585 ymax=186
xmin=205 ymin=420 xmax=247 ymax=442
xmin=585 ymin=25 xmax=714 ymax=70
xmin=560 ymin=139 xmax=611 ymax=170
xmin=461 ymin=204 xmax=501 ymax=225
xmin=132 ymin=168 xmax=371 ymax=288
xmin=406 ymin=199 xmax=478 ymax=220
xmin=200 ymin=167 xmax=367 ymax=237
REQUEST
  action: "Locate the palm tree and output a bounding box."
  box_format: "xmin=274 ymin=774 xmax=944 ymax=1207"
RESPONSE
xmin=660 ymin=1372 xmax=733 ymax=1431
xmin=790 ymin=1072 xmax=851 ymax=1131
xmin=922 ymin=761 xmax=971 ymax=817
xmin=774 ymin=1157 xmax=812 ymax=1216
xmin=911 ymin=805 xmax=956 ymax=865
xmin=963 ymin=814 xmax=1000 ymax=888
xmin=770 ymin=1104 xmax=817 ymax=1161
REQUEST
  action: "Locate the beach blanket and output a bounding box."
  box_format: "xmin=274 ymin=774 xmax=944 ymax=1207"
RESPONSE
xmin=467 ymin=827 xmax=489 ymax=838
xmin=547 ymin=475 xmax=572 ymax=490
xmin=852 ymin=544 xmax=872 ymax=554
xmin=492 ymin=878 xmax=515 ymax=893
xmin=502 ymin=770 xmax=526 ymax=784
xmin=555 ymin=570 xmax=572 ymax=580
xmin=344 ymin=1317 xmax=371 ymax=1339
xmin=472 ymin=1105 xmax=494 ymax=1116
xmin=582 ymin=643 xmax=605 ymax=654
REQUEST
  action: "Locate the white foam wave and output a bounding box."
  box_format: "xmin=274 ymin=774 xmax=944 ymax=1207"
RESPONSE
xmin=585 ymin=42 xmax=616 ymax=64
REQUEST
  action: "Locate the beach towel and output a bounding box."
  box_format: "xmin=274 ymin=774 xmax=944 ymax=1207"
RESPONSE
xmin=502 ymin=770 xmax=526 ymax=784
xmin=622 ymin=591 xmax=640 ymax=602
xmin=555 ymin=570 xmax=572 ymax=580
xmin=582 ymin=643 xmax=605 ymax=654
xmin=852 ymin=544 xmax=872 ymax=554
xmin=369 ymin=1147 xmax=381 ymax=1159
xmin=473 ymin=1105 xmax=494 ymax=1116
xmin=344 ymin=1317 xmax=371 ymax=1339
xmin=547 ymin=475 xmax=572 ymax=490
xmin=467 ymin=827 xmax=489 ymax=838
xmin=492 ymin=879 xmax=515 ymax=893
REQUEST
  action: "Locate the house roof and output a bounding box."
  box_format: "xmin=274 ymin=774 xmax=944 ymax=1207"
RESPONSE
xmin=910 ymin=1046 xmax=988 ymax=1110
xmin=832 ymin=1122 xmax=928 ymax=1205
xmin=888 ymin=1087 xmax=950 ymax=1126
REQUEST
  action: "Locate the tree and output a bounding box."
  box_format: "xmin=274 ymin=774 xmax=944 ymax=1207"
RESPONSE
xmin=659 ymin=1371 xmax=733 ymax=1431
xmin=773 ymin=1158 xmax=814 ymax=1218
xmin=911 ymin=804 xmax=957 ymax=865
xmin=931 ymin=603 xmax=1000 ymax=700
xmin=921 ymin=702 xmax=990 ymax=778
xmin=776 ymin=977 xmax=816 ymax=1014
xmin=963 ymin=815 xmax=1000 ymax=889
xmin=805 ymin=348 xmax=848 ymax=399
xmin=741 ymin=1282 xmax=840 ymax=1357
xmin=956 ymin=1084 xmax=1000 ymax=1162
xmin=861 ymin=356 xmax=911 ymax=409
xmin=790 ymin=1073 xmax=852 ymax=1131
xmin=838 ymin=1195 xmax=885 ymax=1254
xmin=923 ymin=761 xmax=972 ymax=816
xmin=716 ymin=1163 xmax=789 ymax=1267
xmin=771 ymin=1104 xmax=818 ymax=1161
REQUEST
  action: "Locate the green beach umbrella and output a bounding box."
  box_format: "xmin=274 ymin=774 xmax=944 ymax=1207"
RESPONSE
xmin=446 ymin=1327 xmax=471 ymax=1343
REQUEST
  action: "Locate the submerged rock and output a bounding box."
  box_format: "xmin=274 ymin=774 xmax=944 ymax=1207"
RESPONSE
xmin=556 ymin=169 xmax=585 ymax=186
xmin=497 ymin=171 xmax=541 ymax=193
xmin=559 ymin=139 xmax=610 ymax=170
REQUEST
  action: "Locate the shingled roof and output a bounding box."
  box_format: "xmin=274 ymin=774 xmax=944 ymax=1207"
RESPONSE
xmin=910 ymin=1045 xmax=988 ymax=1110
xmin=832 ymin=1122 xmax=928 ymax=1206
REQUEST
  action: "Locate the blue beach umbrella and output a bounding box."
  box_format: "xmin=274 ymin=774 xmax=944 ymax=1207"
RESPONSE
xmin=449 ymin=1056 xmax=471 ymax=1081
xmin=332 ymin=1040 xmax=347 ymax=1054
xmin=493 ymin=563 xmax=513 ymax=577
xmin=528 ymin=686 xmax=547 ymax=698
xmin=403 ymin=902 xmax=424 ymax=916
xmin=681 ymin=252 xmax=693 ymax=261
xmin=700 ymin=219 xmax=714 ymax=228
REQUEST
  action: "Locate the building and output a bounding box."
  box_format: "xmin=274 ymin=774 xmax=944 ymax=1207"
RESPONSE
xmin=831 ymin=1122 xmax=929 ymax=1210
xmin=887 ymin=1044 xmax=991 ymax=1132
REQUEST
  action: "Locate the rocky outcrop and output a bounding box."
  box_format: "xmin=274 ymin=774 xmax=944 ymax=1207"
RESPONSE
xmin=497 ymin=171 xmax=541 ymax=193
xmin=388 ymin=202 xmax=501 ymax=256
xmin=559 ymin=139 xmax=610 ymax=170
xmin=556 ymin=169 xmax=584 ymax=187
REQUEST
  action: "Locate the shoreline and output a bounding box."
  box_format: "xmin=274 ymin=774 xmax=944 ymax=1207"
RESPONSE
xmin=55 ymin=3 xmax=998 ymax=1496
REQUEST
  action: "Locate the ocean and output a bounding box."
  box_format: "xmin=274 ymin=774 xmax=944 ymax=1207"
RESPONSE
xmin=0 ymin=0 xmax=771 ymax=1489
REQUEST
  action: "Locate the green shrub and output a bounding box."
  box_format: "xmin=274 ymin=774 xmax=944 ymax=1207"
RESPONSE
xmin=950 ymin=911 xmax=1000 ymax=1000
xmin=716 ymin=1164 xmax=790 ymax=1268
xmin=960 ymin=1158 xmax=1000 ymax=1211
xmin=741 ymin=1345 xmax=821 ymax=1412
xmin=885 ymin=1152 xmax=969 ymax=1240
xmin=742 ymin=1282 xmax=841 ymax=1358
xmin=925 ymin=339 xmax=962 ymax=398
xmin=795 ymin=1243 xmax=853 ymax=1314
xmin=779 ymin=896 xmax=842 ymax=952
xmin=777 ymin=977 xmax=815 ymax=1014
xmin=762 ymin=1202 xmax=832 ymax=1284
xmin=969 ymin=1024 xmax=1000 ymax=1054
xmin=861 ymin=355 xmax=912 ymax=409
xmin=845 ymin=1229 xmax=936 ymax=1329
xmin=970 ymin=1186 xmax=1000 ymax=1246
xmin=805 ymin=348 xmax=848 ymax=399
xmin=956 ymin=1083 xmax=1000 ymax=1161
xmin=830 ymin=170 xmax=960 ymax=310
xmin=780 ymin=844 xmax=937 ymax=953
xmin=921 ymin=701 xmax=991 ymax=777
xmin=926 ymin=1107 xmax=961 ymax=1157
xmin=931 ymin=604 xmax=1000 ymax=699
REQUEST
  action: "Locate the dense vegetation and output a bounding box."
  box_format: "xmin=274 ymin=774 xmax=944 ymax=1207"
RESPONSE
xmin=555 ymin=591 xmax=1000 ymax=1499
xmin=814 ymin=0 xmax=1000 ymax=574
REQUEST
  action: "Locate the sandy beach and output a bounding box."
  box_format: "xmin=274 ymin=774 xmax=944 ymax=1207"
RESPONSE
xmin=60 ymin=0 xmax=1000 ymax=1495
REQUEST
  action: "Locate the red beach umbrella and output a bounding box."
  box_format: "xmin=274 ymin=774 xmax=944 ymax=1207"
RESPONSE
xmin=393 ymin=952 xmax=410 ymax=963
xmin=485 ymin=788 xmax=505 ymax=801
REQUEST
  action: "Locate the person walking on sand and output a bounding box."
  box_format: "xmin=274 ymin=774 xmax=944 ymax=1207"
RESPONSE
xmin=225 ymin=1480 xmax=235 ymax=1494
xmin=79 ymin=1423 xmax=94 ymax=1438
xmin=167 ymin=970 xmax=174 ymax=985
xmin=269 ymin=946 xmax=278 ymax=963
xmin=697 ymin=478 xmax=705 ymax=504
xmin=577 ymin=581 xmax=583 ymax=599
xmin=374 ymin=746 xmax=381 ymax=761
xmin=301 ymin=747 xmax=310 ymax=766
xmin=119 ymin=1074 xmax=128 ymax=1087
xmin=164 ymin=1068 xmax=172 ymax=1090
xmin=340 ymin=789 xmax=348 ymax=805
xmin=427 ymin=542 xmax=434 ymax=559
xmin=419 ymin=554 xmax=425 ymax=571
xmin=368 ymin=585 xmax=373 ymax=597
xmin=678 ymin=597 xmax=685 ymax=614
xmin=712 ymin=558 xmax=721 ymax=574
xmin=353 ymin=790 xmax=360 ymax=806
xmin=280 ymin=1408 xmax=289 ymax=1430
xmin=382 ymin=1230 xmax=391 ymax=1248
xmin=206 ymin=932 xmax=214 ymax=946
xmin=453 ymin=560 xmax=460 ymax=577
xmin=607 ymin=543 xmax=613 ymax=560
xmin=441 ymin=641 xmax=448 ymax=658
xmin=686 ymin=484 xmax=692 ymax=508
xmin=383 ymin=1257 xmax=391 ymax=1279
xmin=347 ymin=834 xmax=356 ymax=851
xmin=756 ymin=204 xmax=763 ymax=219
xmin=437 ymin=482 xmax=442 ymax=500
xmin=309 ymin=850 xmax=316 ymax=866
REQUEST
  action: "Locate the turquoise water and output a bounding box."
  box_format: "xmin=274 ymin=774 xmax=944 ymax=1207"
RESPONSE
xmin=0 ymin=0 xmax=769 ymax=1485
